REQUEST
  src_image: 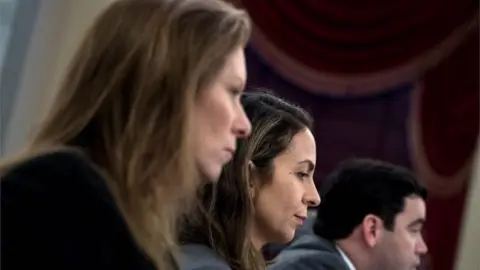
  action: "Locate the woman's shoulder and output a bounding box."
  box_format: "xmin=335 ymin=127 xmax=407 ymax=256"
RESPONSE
xmin=3 ymin=149 xmax=97 ymax=179
xmin=180 ymin=243 xmax=232 ymax=270
xmin=1 ymin=149 xmax=119 ymax=227
xmin=1 ymin=149 xmax=156 ymax=269
xmin=1 ymin=149 xmax=117 ymax=227
xmin=2 ymin=149 xmax=108 ymax=201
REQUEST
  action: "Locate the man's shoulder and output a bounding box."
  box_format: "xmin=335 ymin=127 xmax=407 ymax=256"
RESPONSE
xmin=268 ymin=235 xmax=348 ymax=270
xmin=287 ymin=234 xmax=337 ymax=252
xmin=181 ymin=244 xmax=231 ymax=270
xmin=269 ymin=253 xmax=347 ymax=270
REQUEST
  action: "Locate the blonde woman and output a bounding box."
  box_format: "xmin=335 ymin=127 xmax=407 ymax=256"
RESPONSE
xmin=1 ymin=0 xmax=251 ymax=269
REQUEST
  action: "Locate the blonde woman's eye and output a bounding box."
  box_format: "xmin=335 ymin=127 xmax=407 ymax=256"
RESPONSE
xmin=229 ymin=87 xmax=242 ymax=96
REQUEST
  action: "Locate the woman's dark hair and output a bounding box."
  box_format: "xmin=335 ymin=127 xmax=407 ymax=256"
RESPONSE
xmin=181 ymin=90 xmax=313 ymax=270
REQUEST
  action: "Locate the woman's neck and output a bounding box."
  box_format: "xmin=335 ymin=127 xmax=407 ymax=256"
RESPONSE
xmin=249 ymin=226 xmax=266 ymax=251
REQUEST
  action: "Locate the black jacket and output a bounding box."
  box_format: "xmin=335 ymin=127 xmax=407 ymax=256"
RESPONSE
xmin=1 ymin=151 xmax=156 ymax=270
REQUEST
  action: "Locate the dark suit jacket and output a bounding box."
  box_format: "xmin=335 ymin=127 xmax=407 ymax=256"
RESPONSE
xmin=1 ymin=151 xmax=156 ymax=270
xmin=268 ymin=234 xmax=350 ymax=270
xmin=181 ymin=244 xmax=231 ymax=270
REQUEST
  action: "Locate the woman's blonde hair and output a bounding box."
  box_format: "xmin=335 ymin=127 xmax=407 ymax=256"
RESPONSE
xmin=1 ymin=0 xmax=251 ymax=269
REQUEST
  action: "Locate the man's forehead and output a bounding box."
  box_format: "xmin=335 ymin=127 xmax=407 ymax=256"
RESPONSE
xmin=397 ymin=196 xmax=426 ymax=222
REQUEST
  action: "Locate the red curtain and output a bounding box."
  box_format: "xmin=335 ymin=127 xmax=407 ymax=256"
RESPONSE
xmin=411 ymin=29 xmax=479 ymax=270
xmin=240 ymin=0 xmax=478 ymax=73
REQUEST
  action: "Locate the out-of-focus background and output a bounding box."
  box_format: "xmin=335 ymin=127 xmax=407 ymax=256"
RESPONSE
xmin=0 ymin=1 xmax=478 ymax=269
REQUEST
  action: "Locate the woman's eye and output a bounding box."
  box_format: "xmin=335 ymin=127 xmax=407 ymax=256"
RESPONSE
xmin=229 ymin=87 xmax=242 ymax=96
xmin=295 ymin=172 xmax=309 ymax=181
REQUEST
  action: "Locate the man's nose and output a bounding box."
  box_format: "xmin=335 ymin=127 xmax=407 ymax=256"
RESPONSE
xmin=417 ymin=236 xmax=428 ymax=255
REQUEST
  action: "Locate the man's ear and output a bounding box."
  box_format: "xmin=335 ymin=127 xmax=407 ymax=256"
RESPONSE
xmin=361 ymin=214 xmax=384 ymax=248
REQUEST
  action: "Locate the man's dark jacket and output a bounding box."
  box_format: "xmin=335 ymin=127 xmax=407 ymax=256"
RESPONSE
xmin=268 ymin=234 xmax=350 ymax=270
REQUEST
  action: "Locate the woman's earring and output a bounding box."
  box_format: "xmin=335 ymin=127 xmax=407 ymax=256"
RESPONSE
xmin=248 ymin=161 xmax=256 ymax=199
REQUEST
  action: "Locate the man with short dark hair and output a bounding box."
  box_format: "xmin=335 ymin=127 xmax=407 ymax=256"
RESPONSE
xmin=270 ymin=158 xmax=428 ymax=270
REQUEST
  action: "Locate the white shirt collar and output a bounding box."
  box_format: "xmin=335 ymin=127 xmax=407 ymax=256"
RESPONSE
xmin=336 ymin=245 xmax=356 ymax=270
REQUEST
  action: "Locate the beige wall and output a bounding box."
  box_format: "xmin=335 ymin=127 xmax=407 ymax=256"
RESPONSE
xmin=455 ymin=138 xmax=480 ymax=270
xmin=40 ymin=0 xmax=116 ymax=112
xmin=3 ymin=0 xmax=114 ymax=155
